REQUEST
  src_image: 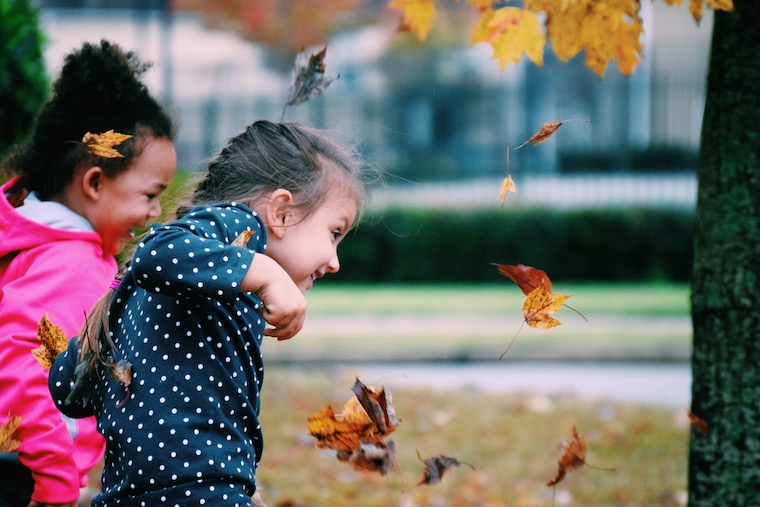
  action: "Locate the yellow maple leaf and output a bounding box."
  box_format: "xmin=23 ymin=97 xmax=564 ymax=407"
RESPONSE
xmin=32 ymin=313 xmax=69 ymax=370
xmin=0 ymin=416 xmax=22 ymax=452
xmin=523 ymin=286 xmax=572 ymax=329
xmin=526 ymin=0 xmax=585 ymax=62
xmin=500 ymin=175 xmax=516 ymax=206
xmin=613 ymin=15 xmax=643 ymax=75
xmin=471 ymin=7 xmax=545 ymax=69
xmin=82 ymin=130 xmax=133 ymax=159
xmin=690 ymin=0 xmax=705 ymax=24
xmin=707 ymin=0 xmax=733 ymax=11
xmin=388 ymin=0 xmax=436 ymax=41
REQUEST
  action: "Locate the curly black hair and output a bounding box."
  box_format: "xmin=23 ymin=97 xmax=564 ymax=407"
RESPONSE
xmin=1 ymin=39 xmax=176 ymax=199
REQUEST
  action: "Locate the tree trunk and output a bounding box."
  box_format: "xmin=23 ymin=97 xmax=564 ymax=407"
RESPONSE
xmin=688 ymin=2 xmax=760 ymax=505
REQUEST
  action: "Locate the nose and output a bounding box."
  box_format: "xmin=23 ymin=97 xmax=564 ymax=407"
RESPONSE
xmin=148 ymin=200 xmax=162 ymax=219
xmin=326 ymin=254 xmax=340 ymax=274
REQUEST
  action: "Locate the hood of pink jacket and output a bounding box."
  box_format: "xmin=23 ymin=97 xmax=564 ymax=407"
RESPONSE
xmin=0 ymin=178 xmax=108 ymax=259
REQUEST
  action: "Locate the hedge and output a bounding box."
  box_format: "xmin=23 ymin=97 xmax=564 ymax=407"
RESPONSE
xmin=329 ymin=207 xmax=694 ymax=283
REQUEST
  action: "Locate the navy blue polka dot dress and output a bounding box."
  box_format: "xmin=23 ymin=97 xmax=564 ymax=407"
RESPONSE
xmin=50 ymin=203 xmax=268 ymax=507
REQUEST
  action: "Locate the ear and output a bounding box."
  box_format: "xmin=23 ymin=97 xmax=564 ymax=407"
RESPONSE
xmin=264 ymin=188 xmax=294 ymax=239
xmin=81 ymin=166 xmax=105 ymax=201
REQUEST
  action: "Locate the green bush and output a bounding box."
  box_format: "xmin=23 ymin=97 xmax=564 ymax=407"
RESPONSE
xmin=0 ymin=0 xmax=48 ymax=159
xmin=332 ymin=207 xmax=694 ymax=283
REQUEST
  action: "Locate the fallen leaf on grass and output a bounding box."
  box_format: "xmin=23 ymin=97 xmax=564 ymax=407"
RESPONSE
xmin=32 ymin=313 xmax=69 ymax=370
xmin=307 ymin=377 xmax=398 ymax=475
xmin=417 ymin=451 xmax=474 ymax=485
xmin=0 ymin=416 xmax=22 ymax=452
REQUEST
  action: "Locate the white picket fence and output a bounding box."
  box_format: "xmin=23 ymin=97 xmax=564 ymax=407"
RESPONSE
xmin=370 ymin=173 xmax=697 ymax=210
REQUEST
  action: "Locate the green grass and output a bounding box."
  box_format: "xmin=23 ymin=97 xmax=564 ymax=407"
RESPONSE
xmin=307 ymin=282 xmax=690 ymax=316
xmin=256 ymin=368 xmax=690 ymax=507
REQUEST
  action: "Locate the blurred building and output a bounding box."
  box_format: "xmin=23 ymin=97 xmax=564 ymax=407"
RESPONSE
xmin=32 ymin=0 xmax=707 ymax=206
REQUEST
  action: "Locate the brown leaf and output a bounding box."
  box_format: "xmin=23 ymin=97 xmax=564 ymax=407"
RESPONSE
xmin=0 ymin=416 xmax=23 ymax=452
xmin=494 ymin=263 xmax=552 ymax=296
xmin=515 ymin=119 xmax=590 ymax=150
xmin=32 ymin=313 xmax=69 ymax=370
xmin=499 ymin=175 xmax=516 ymax=206
xmin=82 ymin=130 xmax=133 ymax=158
xmin=307 ymin=377 xmax=399 ymax=475
xmin=547 ymin=425 xmax=587 ymax=487
xmin=417 ymin=451 xmax=474 ymax=485
xmin=284 ymin=47 xmax=338 ymax=111
xmin=687 ymin=410 xmax=709 ymax=436
xmin=231 ymin=230 xmax=255 ymax=248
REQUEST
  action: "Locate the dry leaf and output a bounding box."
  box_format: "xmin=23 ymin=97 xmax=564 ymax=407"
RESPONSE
xmin=494 ymin=263 xmax=552 ymax=296
xmin=82 ymin=130 xmax=133 ymax=158
xmin=231 ymin=230 xmax=255 ymax=248
xmin=284 ymin=47 xmax=338 ymax=112
xmin=547 ymin=425 xmax=587 ymax=487
xmin=32 ymin=313 xmax=69 ymax=370
xmin=687 ymin=410 xmax=709 ymax=435
xmin=499 ymin=175 xmax=516 ymax=206
xmin=516 ymin=120 xmax=563 ymax=149
xmin=523 ymin=286 xmax=572 ymax=330
xmin=417 ymin=451 xmax=474 ymax=485
xmin=0 ymin=416 xmax=23 ymax=452
xmin=307 ymin=377 xmax=398 ymax=475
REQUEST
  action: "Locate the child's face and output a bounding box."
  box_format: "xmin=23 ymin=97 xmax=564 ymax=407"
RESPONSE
xmin=91 ymin=138 xmax=176 ymax=256
xmin=266 ymin=194 xmax=357 ymax=293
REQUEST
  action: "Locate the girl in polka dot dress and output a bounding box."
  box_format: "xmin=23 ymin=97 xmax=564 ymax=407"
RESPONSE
xmin=49 ymin=120 xmax=372 ymax=506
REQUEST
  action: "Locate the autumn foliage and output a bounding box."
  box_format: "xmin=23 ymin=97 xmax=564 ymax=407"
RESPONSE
xmin=388 ymin=0 xmax=734 ymax=76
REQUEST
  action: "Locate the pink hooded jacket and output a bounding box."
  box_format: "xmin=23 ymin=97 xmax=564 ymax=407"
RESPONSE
xmin=0 ymin=177 xmax=116 ymax=504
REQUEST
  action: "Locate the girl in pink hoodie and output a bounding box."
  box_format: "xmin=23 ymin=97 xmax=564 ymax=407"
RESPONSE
xmin=0 ymin=40 xmax=176 ymax=507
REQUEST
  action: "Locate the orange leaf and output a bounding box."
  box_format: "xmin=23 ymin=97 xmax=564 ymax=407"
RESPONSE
xmin=32 ymin=313 xmax=69 ymax=370
xmin=0 ymin=416 xmax=22 ymax=452
xmin=516 ymin=120 xmax=562 ymax=149
xmin=231 ymin=230 xmax=255 ymax=248
xmin=82 ymin=130 xmax=133 ymax=159
xmin=494 ymin=263 xmax=552 ymax=296
xmin=307 ymin=377 xmax=399 ymax=475
xmin=523 ymin=287 xmax=572 ymax=329
xmin=547 ymin=425 xmax=587 ymax=487
xmin=499 ymin=175 xmax=516 ymax=206
xmin=687 ymin=410 xmax=709 ymax=435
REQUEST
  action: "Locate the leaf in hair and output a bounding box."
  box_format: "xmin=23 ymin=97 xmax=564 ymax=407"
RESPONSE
xmin=82 ymin=130 xmax=133 ymax=158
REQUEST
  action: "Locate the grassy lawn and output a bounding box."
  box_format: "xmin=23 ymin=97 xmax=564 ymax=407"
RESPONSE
xmin=306 ymin=282 xmax=690 ymax=316
xmin=263 ymin=282 xmax=692 ymax=362
xmin=256 ymin=367 xmax=690 ymax=507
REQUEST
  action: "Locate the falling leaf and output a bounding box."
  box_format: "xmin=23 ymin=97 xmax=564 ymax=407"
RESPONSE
xmin=547 ymin=425 xmax=587 ymax=487
xmin=687 ymin=410 xmax=709 ymax=435
xmin=388 ymin=0 xmax=436 ymax=41
xmin=515 ymin=119 xmax=591 ymax=149
xmin=32 ymin=313 xmax=69 ymax=370
xmin=82 ymin=130 xmax=133 ymax=158
xmin=499 ymin=175 xmax=516 ymax=206
xmin=523 ymin=287 xmax=572 ymax=330
xmin=232 ymin=230 xmax=255 ymax=248
xmin=417 ymin=451 xmax=474 ymax=485
xmin=283 ymin=46 xmax=338 ymax=117
xmin=494 ymin=264 xmax=583 ymax=359
xmin=307 ymin=377 xmax=398 ymax=475
xmin=494 ymin=263 xmax=552 ymax=296
xmin=0 ymin=416 xmax=22 ymax=452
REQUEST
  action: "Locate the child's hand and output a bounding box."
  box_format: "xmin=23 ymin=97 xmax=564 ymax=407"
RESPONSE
xmin=243 ymin=254 xmax=307 ymax=341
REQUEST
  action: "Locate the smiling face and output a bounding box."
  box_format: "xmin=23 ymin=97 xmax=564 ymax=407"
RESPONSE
xmin=88 ymin=138 xmax=176 ymax=256
xmin=264 ymin=192 xmax=358 ymax=293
